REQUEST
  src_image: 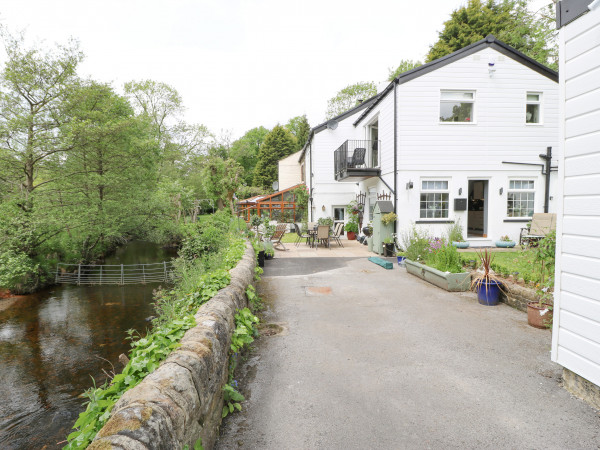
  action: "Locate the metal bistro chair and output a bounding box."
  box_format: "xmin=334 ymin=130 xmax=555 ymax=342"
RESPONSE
xmin=348 ymin=147 xmax=366 ymax=168
xmin=315 ymin=225 xmax=331 ymax=250
xmin=331 ymin=222 xmax=344 ymax=247
xmin=294 ymin=223 xmax=310 ymax=247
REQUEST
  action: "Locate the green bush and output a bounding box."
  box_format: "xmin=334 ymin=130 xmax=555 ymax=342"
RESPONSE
xmin=426 ymin=243 xmax=463 ymax=273
xmin=400 ymin=224 xmax=430 ymax=262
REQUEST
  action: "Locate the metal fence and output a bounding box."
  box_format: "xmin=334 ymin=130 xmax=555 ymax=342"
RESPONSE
xmin=55 ymin=261 xmax=176 ymax=285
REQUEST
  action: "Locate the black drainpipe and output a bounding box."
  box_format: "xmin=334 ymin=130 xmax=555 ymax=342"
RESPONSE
xmin=540 ymin=146 xmax=552 ymax=213
xmin=309 ymin=144 xmax=313 ymax=221
xmin=393 ymin=80 xmax=398 ymax=216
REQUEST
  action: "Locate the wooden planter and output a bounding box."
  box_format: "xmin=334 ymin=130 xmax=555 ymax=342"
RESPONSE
xmin=405 ymin=259 xmax=471 ymax=292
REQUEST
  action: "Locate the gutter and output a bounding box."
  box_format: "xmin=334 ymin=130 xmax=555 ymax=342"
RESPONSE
xmin=393 ymin=80 xmax=397 ymax=217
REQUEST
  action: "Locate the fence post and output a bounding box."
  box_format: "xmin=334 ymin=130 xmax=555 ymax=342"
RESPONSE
xmin=121 ymin=264 xmax=124 ymax=285
xmin=164 ymin=261 xmax=168 ymax=282
xmin=100 ymin=265 xmax=102 ymax=284
xmin=142 ymin=264 xmax=146 ymax=283
xmin=77 ymin=264 xmax=81 ymax=285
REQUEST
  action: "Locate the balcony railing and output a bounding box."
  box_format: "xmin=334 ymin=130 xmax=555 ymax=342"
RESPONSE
xmin=334 ymin=139 xmax=381 ymax=181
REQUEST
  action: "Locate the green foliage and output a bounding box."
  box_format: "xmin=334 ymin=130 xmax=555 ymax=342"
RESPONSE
xmin=388 ymin=59 xmax=422 ymax=81
xmin=426 ymin=0 xmax=557 ymax=70
xmin=426 ymin=243 xmax=463 ymax=273
xmin=446 ymin=219 xmax=465 ymax=243
xmin=400 ymin=224 xmax=431 ymax=262
xmin=291 ymin=185 xmax=309 ymax=222
xmin=222 ymin=383 xmax=245 ymax=418
xmin=534 ymin=230 xmax=556 ymax=286
xmin=325 ymin=82 xmax=377 ymax=120
xmin=344 ymin=221 xmax=359 ymax=233
xmin=285 ymin=115 xmax=311 ymax=151
xmin=229 ymin=126 xmax=269 ymax=185
xmin=253 ymin=125 xmax=297 ymax=190
xmin=0 ymin=249 xmax=43 ymax=292
xmin=183 ymin=439 xmax=204 ymax=450
xmin=202 ymin=156 xmax=244 ymax=214
xmin=317 ymin=217 xmax=334 ymax=227
xmin=246 ymin=285 xmax=263 ymax=311
xmin=65 ymin=215 xmax=246 ymax=448
xmin=381 ymin=212 xmax=398 ymax=226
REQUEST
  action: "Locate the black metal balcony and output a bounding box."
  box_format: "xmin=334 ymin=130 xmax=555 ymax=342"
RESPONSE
xmin=334 ymin=139 xmax=381 ymax=182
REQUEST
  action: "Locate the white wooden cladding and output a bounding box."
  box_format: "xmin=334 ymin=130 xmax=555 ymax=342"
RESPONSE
xmin=553 ymin=5 xmax=600 ymax=387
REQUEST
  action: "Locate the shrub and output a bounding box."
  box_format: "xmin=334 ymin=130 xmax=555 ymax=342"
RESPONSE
xmin=446 ymin=219 xmax=465 ymax=243
xmin=400 ymin=224 xmax=430 ymax=262
xmin=425 ymin=242 xmax=463 ymax=273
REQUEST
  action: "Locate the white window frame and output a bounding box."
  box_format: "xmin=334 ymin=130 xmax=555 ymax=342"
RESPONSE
xmin=365 ymin=115 xmax=380 ymax=168
xmin=439 ymin=90 xmax=476 ymax=124
xmin=420 ymin=180 xmax=450 ymax=219
xmin=525 ymin=92 xmax=543 ymax=125
xmin=507 ymin=179 xmax=535 ymax=218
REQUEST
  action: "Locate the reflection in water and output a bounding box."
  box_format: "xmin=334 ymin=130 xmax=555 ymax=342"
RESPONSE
xmin=0 ymin=242 xmax=176 ymax=449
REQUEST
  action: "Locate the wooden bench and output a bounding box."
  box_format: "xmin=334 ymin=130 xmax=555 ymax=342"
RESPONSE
xmin=519 ymin=213 xmax=556 ymax=247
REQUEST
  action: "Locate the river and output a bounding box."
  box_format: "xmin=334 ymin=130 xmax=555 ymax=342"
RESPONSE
xmin=0 ymin=241 xmax=177 ymax=449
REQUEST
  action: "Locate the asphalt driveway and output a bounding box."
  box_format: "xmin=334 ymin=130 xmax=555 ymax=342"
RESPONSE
xmin=216 ymin=257 xmax=600 ymax=449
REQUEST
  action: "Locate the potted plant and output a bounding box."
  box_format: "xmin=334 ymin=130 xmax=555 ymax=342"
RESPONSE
xmin=382 ymin=237 xmax=395 ymax=257
xmin=396 ymin=251 xmax=406 ymax=267
xmin=253 ymin=241 xmax=265 ymax=267
xmin=446 ymin=219 xmax=469 ymax=248
xmin=527 ymin=232 xmax=555 ymax=328
xmin=471 ymin=249 xmax=503 ymax=306
xmin=264 ymin=241 xmax=275 ymax=260
xmin=381 ymin=212 xmax=397 ymax=226
xmin=495 ymin=235 xmax=516 ymax=248
xmin=344 ymin=220 xmax=359 ymax=240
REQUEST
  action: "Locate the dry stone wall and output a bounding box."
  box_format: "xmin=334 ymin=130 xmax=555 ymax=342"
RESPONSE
xmin=88 ymin=242 xmax=256 ymax=450
xmin=500 ymin=282 xmax=541 ymax=312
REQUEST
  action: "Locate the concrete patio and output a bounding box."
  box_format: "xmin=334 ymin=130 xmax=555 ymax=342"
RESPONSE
xmin=274 ymin=237 xmax=372 ymax=258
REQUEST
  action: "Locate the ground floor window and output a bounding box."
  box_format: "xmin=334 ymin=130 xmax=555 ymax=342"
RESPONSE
xmin=420 ymin=180 xmax=449 ymax=218
xmin=368 ymin=188 xmax=377 ymax=221
xmin=507 ymin=180 xmax=535 ymax=217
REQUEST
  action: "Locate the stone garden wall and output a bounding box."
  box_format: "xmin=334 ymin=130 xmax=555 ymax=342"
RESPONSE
xmin=500 ymin=282 xmax=541 ymax=312
xmin=88 ymin=242 xmax=256 ymax=450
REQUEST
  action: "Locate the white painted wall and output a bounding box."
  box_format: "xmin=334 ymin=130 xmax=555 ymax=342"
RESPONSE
xmin=552 ymin=5 xmax=600 ymax=388
xmin=278 ymin=150 xmax=303 ymax=191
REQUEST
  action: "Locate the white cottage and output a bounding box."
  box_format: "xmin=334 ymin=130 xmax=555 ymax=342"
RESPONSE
xmin=300 ymin=36 xmax=559 ymax=245
xmin=552 ymin=0 xmax=600 ymax=405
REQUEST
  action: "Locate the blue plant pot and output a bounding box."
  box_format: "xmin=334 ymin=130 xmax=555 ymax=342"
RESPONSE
xmin=453 ymin=241 xmax=470 ymax=249
xmin=495 ymin=241 xmax=516 ymax=248
xmin=397 ymin=256 xmax=406 ymax=267
xmin=477 ymin=280 xmax=502 ymax=306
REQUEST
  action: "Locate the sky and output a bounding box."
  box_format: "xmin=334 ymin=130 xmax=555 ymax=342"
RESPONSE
xmin=0 ymin=0 xmax=552 ymax=140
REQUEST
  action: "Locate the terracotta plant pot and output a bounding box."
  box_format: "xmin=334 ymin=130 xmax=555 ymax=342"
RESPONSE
xmin=527 ymin=302 xmax=553 ymax=329
xmin=347 ymin=231 xmax=356 ymax=240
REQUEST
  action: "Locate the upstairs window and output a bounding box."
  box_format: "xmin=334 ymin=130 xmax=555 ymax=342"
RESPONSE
xmin=440 ymin=91 xmax=475 ymax=123
xmin=507 ymin=180 xmax=535 ymax=217
xmin=420 ymin=180 xmax=449 ymax=219
xmin=526 ymin=92 xmax=542 ymax=124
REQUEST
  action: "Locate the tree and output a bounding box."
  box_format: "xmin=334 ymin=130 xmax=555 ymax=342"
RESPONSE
xmin=253 ymin=125 xmax=296 ymax=190
xmin=285 ymin=115 xmax=310 ymax=151
xmin=426 ymin=0 xmax=557 ymax=70
xmin=388 ymin=59 xmax=422 ymax=81
xmin=202 ymin=157 xmax=243 ymax=213
xmin=229 ymin=126 xmax=269 ymax=185
xmin=325 ymin=82 xmax=377 ymax=120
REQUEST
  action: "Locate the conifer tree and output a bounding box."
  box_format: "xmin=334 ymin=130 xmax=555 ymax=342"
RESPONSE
xmin=253 ymin=125 xmax=296 ymax=190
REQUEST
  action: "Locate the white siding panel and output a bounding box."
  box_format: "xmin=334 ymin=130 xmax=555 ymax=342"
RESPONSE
xmin=562 ymin=215 xmax=600 ymax=237
xmin=565 ymin=86 xmax=600 ymax=118
xmin=562 ymin=235 xmax=600 ymax=259
xmin=565 ymin=109 xmax=600 ymax=138
xmin=565 ymin=65 xmax=600 ymax=99
xmin=556 ymin=346 xmax=600 ymax=387
xmin=563 ymin=174 xmax=600 ymax=195
xmin=565 ymin=21 xmax=600 ymax=60
xmin=560 ymin=289 xmax=600 ymax=322
xmin=564 ymin=44 xmax=600 ymax=80
xmin=560 ymin=310 xmax=600 ymax=345
xmin=563 ymin=195 xmax=600 ymax=216
xmin=563 ymin=131 xmax=600 ymax=157
xmin=558 ymin=328 xmax=600 ymax=364
xmin=561 ymin=254 xmax=600 ymax=279
xmin=564 ymin=153 xmax=600 ymax=177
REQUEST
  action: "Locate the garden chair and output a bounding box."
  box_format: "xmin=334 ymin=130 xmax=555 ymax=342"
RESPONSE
xmin=270 ymin=223 xmax=288 ymax=250
xmin=293 ymin=223 xmax=310 ymax=247
xmin=315 ymin=225 xmax=331 ymax=250
xmin=519 ymin=213 xmax=556 ymax=247
xmin=347 ymin=148 xmax=366 ymax=168
xmin=331 ymin=222 xmax=344 ymax=247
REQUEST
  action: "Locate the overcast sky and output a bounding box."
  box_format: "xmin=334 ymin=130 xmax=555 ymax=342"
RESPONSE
xmin=0 ymin=0 xmax=551 ymax=140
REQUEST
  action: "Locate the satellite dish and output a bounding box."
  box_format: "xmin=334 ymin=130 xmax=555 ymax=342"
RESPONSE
xmin=326 ymin=119 xmax=338 ymax=130
xmin=272 ymin=181 xmax=279 ymax=191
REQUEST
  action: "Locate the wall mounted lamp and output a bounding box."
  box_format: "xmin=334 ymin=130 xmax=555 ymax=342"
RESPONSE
xmin=499 ymin=187 xmax=503 ymax=195
xmin=406 ymin=181 xmax=413 ymax=190
xmin=458 ymin=187 xmax=463 ymax=196
xmin=322 ymin=205 xmax=326 ymax=211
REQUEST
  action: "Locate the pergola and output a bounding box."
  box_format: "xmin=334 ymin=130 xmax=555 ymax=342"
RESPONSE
xmin=237 ymin=184 xmax=306 ymax=223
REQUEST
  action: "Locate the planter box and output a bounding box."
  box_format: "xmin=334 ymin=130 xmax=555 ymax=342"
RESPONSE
xmin=405 ymin=259 xmax=471 ymax=292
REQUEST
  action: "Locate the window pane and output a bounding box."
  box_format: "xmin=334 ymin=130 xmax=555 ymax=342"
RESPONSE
xmin=441 ymin=91 xmax=474 ymax=100
xmin=526 ymin=104 xmax=540 ymax=123
xmin=440 ymin=102 xmax=473 ymax=122
xmin=527 ymin=93 xmax=540 ymax=102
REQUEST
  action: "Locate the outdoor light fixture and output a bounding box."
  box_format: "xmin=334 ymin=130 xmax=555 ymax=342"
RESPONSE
xmin=499 ymin=187 xmax=504 ymax=195
xmin=406 ymin=181 xmax=413 ymax=190
xmin=458 ymin=187 xmax=463 ymax=195
xmin=322 ymin=205 xmax=326 ymax=211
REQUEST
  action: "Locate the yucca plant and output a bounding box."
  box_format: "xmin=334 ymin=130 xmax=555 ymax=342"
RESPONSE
xmin=470 ymin=249 xmax=503 ymax=294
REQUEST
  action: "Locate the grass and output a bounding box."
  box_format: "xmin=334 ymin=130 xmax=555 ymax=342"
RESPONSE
xmin=460 ymin=249 xmax=546 ymax=284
